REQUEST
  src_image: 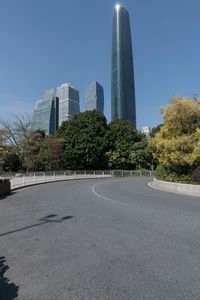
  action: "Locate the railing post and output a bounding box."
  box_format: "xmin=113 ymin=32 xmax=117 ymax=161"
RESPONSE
xmin=23 ymin=174 xmax=25 ymax=186
xmin=34 ymin=173 xmax=36 ymax=182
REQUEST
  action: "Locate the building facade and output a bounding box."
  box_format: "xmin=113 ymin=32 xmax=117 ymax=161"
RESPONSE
xmin=85 ymin=81 xmax=104 ymax=114
xmin=31 ymin=96 xmax=59 ymax=135
xmin=141 ymin=126 xmax=150 ymax=138
xmin=111 ymin=4 xmax=136 ymax=127
xmin=56 ymin=83 xmax=80 ymax=126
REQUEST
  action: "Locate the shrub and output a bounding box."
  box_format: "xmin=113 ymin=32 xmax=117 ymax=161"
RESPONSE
xmin=0 ymin=177 xmax=10 ymax=183
xmin=192 ymin=166 xmax=200 ymax=183
xmin=155 ymin=165 xmax=192 ymax=183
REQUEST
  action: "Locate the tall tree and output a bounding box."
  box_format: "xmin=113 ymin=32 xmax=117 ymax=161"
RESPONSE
xmin=59 ymin=110 xmax=108 ymax=169
xmin=105 ymin=119 xmax=138 ymax=169
xmin=23 ymin=130 xmax=48 ymax=171
xmin=150 ymin=97 xmax=200 ymax=174
xmin=46 ymin=137 xmax=65 ymax=170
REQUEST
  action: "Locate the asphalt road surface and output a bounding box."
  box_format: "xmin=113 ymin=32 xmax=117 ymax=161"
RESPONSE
xmin=0 ymin=177 xmax=200 ymax=300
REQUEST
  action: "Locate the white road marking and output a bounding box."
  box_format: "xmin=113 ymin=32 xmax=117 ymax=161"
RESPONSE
xmin=91 ymin=180 xmax=138 ymax=208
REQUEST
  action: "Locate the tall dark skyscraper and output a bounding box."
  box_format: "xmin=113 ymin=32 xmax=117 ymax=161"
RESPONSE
xmin=111 ymin=4 xmax=136 ymax=127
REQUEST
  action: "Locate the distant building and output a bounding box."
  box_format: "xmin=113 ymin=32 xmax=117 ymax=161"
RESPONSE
xmin=56 ymin=83 xmax=80 ymax=126
xmin=31 ymin=96 xmax=59 ymax=135
xmin=141 ymin=126 xmax=150 ymax=138
xmin=43 ymin=88 xmax=55 ymax=101
xmin=85 ymin=81 xmax=104 ymax=114
xmin=111 ymin=4 xmax=136 ymax=127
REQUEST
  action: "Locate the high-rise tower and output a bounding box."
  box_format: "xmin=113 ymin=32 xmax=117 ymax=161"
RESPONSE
xmin=56 ymin=83 xmax=80 ymax=126
xmin=111 ymin=4 xmax=136 ymax=127
xmin=85 ymin=81 xmax=104 ymax=114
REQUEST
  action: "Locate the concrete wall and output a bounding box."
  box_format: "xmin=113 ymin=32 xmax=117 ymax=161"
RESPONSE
xmin=153 ymin=178 xmax=200 ymax=197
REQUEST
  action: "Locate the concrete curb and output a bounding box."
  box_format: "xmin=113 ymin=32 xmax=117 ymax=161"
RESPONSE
xmin=11 ymin=175 xmax=112 ymax=192
xmin=149 ymin=178 xmax=200 ymax=198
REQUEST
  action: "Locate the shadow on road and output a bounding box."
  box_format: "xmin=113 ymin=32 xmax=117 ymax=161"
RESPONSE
xmin=0 ymin=256 xmax=19 ymax=300
xmin=0 ymin=215 xmax=74 ymax=238
xmin=0 ymin=192 xmax=18 ymax=201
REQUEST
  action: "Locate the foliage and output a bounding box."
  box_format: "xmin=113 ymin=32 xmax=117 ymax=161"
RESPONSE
xmin=3 ymin=151 xmax=21 ymax=172
xmin=154 ymin=165 xmax=192 ymax=183
xmin=129 ymin=133 xmax=153 ymax=169
xmin=0 ymin=114 xmax=32 ymax=170
xmin=59 ymin=110 xmax=108 ymax=169
xmin=192 ymin=166 xmax=200 ymax=184
xmin=0 ymin=114 xmax=31 ymax=150
xmin=150 ymin=124 xmax=163 ymax=137
xmin=105 ymin=119 xmax=138 ymax=169
xmin=150 ymin=97 xmax=200 ymax=175
xmin=23 ymin=131 xmax=49 ymax=171
xmin=46 ymin=137 xmax=65 ymax=170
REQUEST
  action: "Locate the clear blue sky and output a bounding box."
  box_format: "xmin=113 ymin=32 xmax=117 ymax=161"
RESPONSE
xmin=0 ymin=0 xmax=200 ymax=129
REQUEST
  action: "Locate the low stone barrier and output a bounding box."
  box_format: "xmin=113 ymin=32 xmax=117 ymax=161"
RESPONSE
xmin=151 ymin=178 xmax=200 ymax=197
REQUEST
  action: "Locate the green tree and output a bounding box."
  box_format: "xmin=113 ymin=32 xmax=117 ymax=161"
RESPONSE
xmin=130 ymin=134 xmax=153 ymax=169
xmin=105 ymin=119 xmax=138 ymax=169
xmin=150 ymin=124 xmax=163 ymax=137
xmin=59 ymin=110 xmax=108 ymax=169
xmin=1 ymin=148 xmax=21 ymax=172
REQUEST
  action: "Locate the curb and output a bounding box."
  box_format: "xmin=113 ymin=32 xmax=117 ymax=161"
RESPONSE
xmin=148 ymin=180 xmax=200 ymax=198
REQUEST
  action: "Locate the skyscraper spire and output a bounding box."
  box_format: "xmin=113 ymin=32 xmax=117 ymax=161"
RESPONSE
xmin=111 ymin=5 xmax=136 ymax=127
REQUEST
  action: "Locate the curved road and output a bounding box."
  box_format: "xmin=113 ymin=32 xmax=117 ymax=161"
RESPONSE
xmin=1 ymin=178 xmax=200 ymax=299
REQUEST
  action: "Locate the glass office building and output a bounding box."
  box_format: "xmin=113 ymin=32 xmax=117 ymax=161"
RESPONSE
xmin=111 ymin=5 xmax=136 ymax=127
xmin=43 ymin=88 xmax=55 ymax=101
xmin=85 ymin=81 xmax=104 ymax=114
xmin=56 ymin=83 xmax=80 ymax=126
xmin=31 ymin=97 xmax=59 ymax=135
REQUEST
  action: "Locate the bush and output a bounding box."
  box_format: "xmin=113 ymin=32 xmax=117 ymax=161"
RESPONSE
xmin=154 ymin=165 xmax=168 ymax=180
xmin=0 ymin=177 xmax=10 ymax=183
xmin=192 ymin=166 xmax=200 ymax=183
xmin=155 ymin=165 xmax=192 ymax=183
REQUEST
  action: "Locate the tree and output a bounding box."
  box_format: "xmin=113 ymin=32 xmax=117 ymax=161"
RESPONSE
xmin=59 ymin=110 xmax=108 ymax=169
xmin=46 ymin=137 xmax=65 ymax=170
xmin=105 ymin=119 xmax=138 ymax=169
xmin=3 ymin=151 xmax=21 ymax=172
xmin=150 ymin=97 xmax=200 ymax=175
xmin=0 ymin=114 xmax=31 ymax=170
xmin=150 ymin=124 xmax=163 ymax=138
xmin=0 ymin=114 xmax=31 ymax=149
xmin=130 ymin=134 xmax=153 ymax=169
xmin=23 ymin=130 xmax=49 ymax=171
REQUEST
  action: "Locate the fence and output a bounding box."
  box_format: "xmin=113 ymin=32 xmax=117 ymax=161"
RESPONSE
xmin=2 ymin=170 xmax=152 ymax=189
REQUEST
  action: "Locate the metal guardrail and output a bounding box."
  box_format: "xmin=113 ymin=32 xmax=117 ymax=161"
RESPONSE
xmin=1 ymin=170 xmax=152 ymax=189
xmin=112 ymin=170 xmax=152 ymax=177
